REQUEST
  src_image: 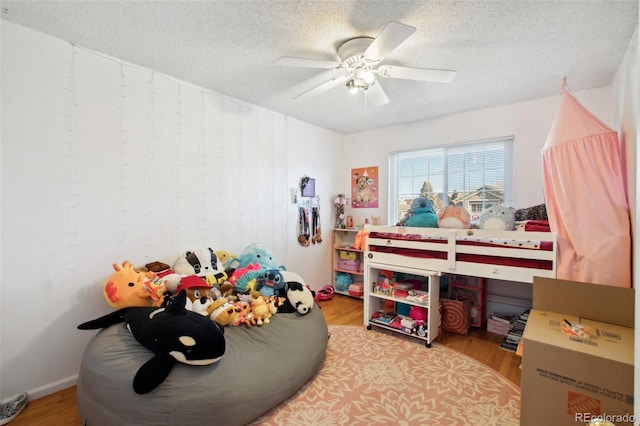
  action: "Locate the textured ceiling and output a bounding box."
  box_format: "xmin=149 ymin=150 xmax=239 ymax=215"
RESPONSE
xmin=1 ymin=1 xmax=638 ymax=135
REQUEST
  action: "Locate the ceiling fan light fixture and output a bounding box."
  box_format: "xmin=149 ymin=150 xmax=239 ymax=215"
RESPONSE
xmin=279 ymin=21 xmax=456 ymax=104
xmin=346 ymin=79 xmax=359 ymax=94
xmin=358 ymin=68 xmax=376 ymax=84
xmin=346 ymin=77 xmax=370 ymax=93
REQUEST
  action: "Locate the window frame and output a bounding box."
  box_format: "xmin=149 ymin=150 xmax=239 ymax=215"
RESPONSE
xmin=388 ymin=136 xmax=514 ymax=225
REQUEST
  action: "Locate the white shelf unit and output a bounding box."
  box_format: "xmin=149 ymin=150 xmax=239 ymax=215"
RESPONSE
xmin=364 ymin=261 xmax=440 ymax=347
xmin=332 ymin=228 xmax=364 ymax=298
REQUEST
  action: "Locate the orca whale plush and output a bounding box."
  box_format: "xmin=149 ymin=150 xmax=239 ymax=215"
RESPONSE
xmin=78 ymin=290 xmax=225 ymax=394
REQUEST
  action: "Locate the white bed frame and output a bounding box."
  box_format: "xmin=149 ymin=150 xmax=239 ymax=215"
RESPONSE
xmin=364 ymin=225 xmax=557 ymax=283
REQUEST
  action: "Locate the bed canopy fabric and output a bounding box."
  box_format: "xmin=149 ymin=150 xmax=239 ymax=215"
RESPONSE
xmin=542 ymin=81 xmax=631 ymax=287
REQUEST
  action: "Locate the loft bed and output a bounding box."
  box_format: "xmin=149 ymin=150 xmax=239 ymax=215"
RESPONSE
xmin=364 ymin=225 xmax=557 ymax=283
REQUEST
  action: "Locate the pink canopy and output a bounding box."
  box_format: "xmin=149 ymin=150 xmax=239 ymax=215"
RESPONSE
xmin=542 ymin=85 xmax=631 ymax=287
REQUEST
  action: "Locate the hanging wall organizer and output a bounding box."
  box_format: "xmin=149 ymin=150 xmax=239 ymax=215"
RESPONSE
xmin=297 ymin=176 xmax=322 ymax=246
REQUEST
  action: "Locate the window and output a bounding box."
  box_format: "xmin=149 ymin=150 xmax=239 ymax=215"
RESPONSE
xmin=389 ymin=137 xmax=514 ymax=224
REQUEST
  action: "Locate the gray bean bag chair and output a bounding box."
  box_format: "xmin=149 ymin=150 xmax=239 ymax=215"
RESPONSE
xmin=77 ymin=306 xmax=328 ymax=425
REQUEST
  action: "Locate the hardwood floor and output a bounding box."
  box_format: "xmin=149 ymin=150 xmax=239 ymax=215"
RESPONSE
xmin=9 ymin=294 xmax=521 ymax=425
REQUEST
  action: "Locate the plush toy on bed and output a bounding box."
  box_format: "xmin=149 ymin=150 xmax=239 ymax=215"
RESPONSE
xmin=250 ymin=296 xmax=273 ymax=325
xmin=232 ymin=243 xmax=285 ymax=271
xmin=215 ymin=250 xmax=237 ymax=270
xmin=78 ymin=290 xmax=226 ymax=394
xmin=174 ymin=275 xmax=215 ymax=314
xmin=229 ymin=263 xmax=263 ymax=294
xmin=276 ymin=271 xmax=315 ymax=315
xmin=230 ymin=300 xmax=254 ymax=327
xmin=437 ymin=205 xmax=471 ymax=229
xmin=478 ymin=205 xmax=516 ymax=231
xmin=206 ymin=298 xmax=238 ymax=326
xmin=255 ymin=269 xmax=287 ymax=297
xmin=398 ymin=197 xmax=438 ymax=228
xmin=171 ymin=248 xmax=229 ymax=287
xmin=103 ymin=261 xmax=166 ymax=309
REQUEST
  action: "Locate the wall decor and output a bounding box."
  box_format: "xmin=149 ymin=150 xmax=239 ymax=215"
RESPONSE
xmin=351 ymin=166 xmax=378 ymax=208
xmin=300 ymin=176 xmax=316 ymax=197
xmin=297 ymin=197 xmax=322 ymax=246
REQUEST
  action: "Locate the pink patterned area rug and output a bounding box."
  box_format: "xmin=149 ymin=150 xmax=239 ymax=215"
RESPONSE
xmin=252 ymin=325 xmax=520 ymax=426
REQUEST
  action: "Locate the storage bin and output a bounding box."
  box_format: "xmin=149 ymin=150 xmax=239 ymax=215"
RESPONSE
xmin=348 ymin=282 xmax=364 ymax=297
xmin=338 ymin=250 xmax=357 ymax=261
xmin=337 ymin=259 xmax=359 ymax=271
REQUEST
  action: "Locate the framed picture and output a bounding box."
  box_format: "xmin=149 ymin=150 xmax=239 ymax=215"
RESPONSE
xmin=301 ymin=177 xmax=315 ymax=197
xmin=351 ymin=166 xmax=378 ymax=208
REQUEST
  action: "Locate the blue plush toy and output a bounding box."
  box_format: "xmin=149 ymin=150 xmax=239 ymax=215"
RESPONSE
xmin=334 ymin=272 xmax=352 ymax=292
xmin=401 ymin=197 xmax=439 ymax=228
xmin=255 ymin=269 xmax=286 ymax=297
xmin=230 ymin=243 xmax=285 ymax=271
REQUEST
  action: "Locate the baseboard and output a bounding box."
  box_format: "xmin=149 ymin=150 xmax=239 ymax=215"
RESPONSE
xmin=1 ymin=374 xmax=79 ymax=404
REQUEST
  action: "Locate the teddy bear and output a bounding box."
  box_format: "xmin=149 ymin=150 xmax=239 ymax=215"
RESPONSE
xmin=175 ymin=275 xmax=215 ymax=314
xmin=478 ymin=205 xmax=516 ymax=231
xmin=230 ymin=300 xmax=254 ymax=327
xmin=207 ymin=298 xmax=239 ymax=326
xmin=437 ymin=205 xmax=471 ymax=229
xmin=103 ymin=261 xmax=166 ymax=309
xmin=250 ymin=296 xmax=272 ymax=325
xmin=266 ymin=295 xmax=286 ymax=315
xmin=398 ymin=197 xmax=438 ymax=228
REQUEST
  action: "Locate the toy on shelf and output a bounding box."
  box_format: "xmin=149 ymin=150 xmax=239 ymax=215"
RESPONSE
xmin=334 ymin=194 xmax=347 ymax=229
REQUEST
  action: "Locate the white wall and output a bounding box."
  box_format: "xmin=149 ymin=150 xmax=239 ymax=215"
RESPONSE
xmin=342 ymin=86 xmax=614 ymax=226
xmin=340 ymin=85 xmax=617 ymax=314
xmin=612 ymin=21 xmax=639 ymax=426
xmin=0 ymin=21 xmax=342 ymax=400
xmin=286 ymin=118 xmax=344 ymax=286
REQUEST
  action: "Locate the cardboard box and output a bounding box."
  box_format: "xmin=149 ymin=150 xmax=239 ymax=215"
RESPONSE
xmin=521 ymin=277 xmax=634 ymax=426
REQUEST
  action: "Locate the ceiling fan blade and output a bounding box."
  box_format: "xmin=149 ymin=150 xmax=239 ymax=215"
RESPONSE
xmin=363 ymin=21 xmax=416 ymax=62
xmin=294 ymin=74 xmax=348 ymax=100
xmin=276 ymin=56 xmax=340 ymax=69
xmin=377 ymin=65 xmax=456 ymax=83
xmin=365 ymin=81 xmax=390 ymax=107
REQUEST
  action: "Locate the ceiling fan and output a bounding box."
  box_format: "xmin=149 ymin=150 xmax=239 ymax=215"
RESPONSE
xmin=276 ymin=21 xmax=456 ymax=107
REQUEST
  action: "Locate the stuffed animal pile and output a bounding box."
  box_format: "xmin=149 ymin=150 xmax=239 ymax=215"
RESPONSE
xmin=396 ymin=196 xmax=517 ymax=231
xmin=80 ymin=243 xmax=317 ymax=394
xmin=93 ymin=243 xmax=315 ymax=331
